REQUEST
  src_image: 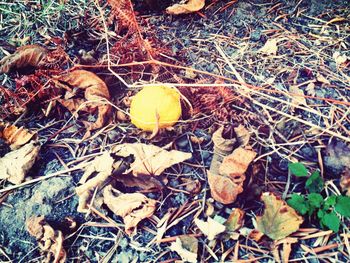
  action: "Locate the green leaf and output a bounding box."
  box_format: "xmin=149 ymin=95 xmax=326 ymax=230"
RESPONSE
xmin=288 ymin=163 xmax=308 ymax=177
xmin=307 ymin=193 xmax=323 ymax=208
xmin=335 ymin=196 xmax=350 ymax=217
xmin=287 ymin=194 xmax=309 ymax=215
xmin=321 ymin=211 xmax=340 ymax=232
xmin=317 ymin=209 xmax=324 ymax=220
xmin=324 ymin=195 xmax=337 ymax=210
xmin=305 ymin=171 xmax=324 ymax=193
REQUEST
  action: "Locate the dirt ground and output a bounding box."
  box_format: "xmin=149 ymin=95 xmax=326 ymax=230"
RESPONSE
xmin=1 ymin=0 xmax=350 ymax=262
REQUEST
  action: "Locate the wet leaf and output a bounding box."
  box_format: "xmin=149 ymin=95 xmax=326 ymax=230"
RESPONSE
xmin=0 ymin=140 xmax=40 ymax=184
xmin=26 ymin=216 xmax=66 ymax=263
xmin=112 ymin=143 xmax=191 ymax=177
xmin=55 ymin=70 xmax=112 ymax=131
xmin=256 ymin=192 xmax=303 ymax=240
xmin=166 ymin=0 xmax=205 ymax=15
xmin=0 ymin=44 xmax=48 ymax=73
xmin=170 ymin=236 xmax=198 ymax=263
xmin=194 ymin=217 xmax=226 ymax=240
xmin=103 ymin=185 xmax=156 ymax=235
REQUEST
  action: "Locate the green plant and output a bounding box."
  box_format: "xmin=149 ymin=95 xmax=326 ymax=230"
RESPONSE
xmin=286 ymin=162 xmax=350 ymax=232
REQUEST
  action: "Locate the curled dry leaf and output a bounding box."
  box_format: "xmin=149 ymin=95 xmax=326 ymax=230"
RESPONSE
xmin=75 ymin=152 xmax=115 ymax=212
xmin=54 ymin=70 xmax=112 ymax=131
xmin=0 ymin=140 xmax=40 ymax=184
xmin=208 ymin=147 xmax=257 ymax=204
xmin=166 ymin=0 xmax=205 ymax=15
xmin=112 ymin=143 xmax=192 ymax=177
xmin=0 ymin=44 xmax=48 ymax=73
xmin=256 ymin=192 xmax=303 ymax=240
xmin=26 ymin=216 xmax=66 ymax=263
xmin=259 ymin=38 xmax=278 ymax=55
xmin=103 ymin=185 xmax=156 ymax=235
xmin=194 ymin=217 xmax=226 ymax=241
xmin=170 ymin=236 xmax=198 ymax=263
xmin=340 ymin=168 xmax=350 ymax=196
xmin=1 ymin=123 xmax=36 ymax=150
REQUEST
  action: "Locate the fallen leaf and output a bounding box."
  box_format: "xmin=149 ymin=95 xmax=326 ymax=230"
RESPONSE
xmin=1 ymin=123 xmax=36 ymax=150
xmin=234 ymin=124 xmax=251 ymax=147
xmin=194 ymin=217 xmax=226 ymax=240
xmin=316 ymin=73 xmax=330 ymax=85
xmin=0 ymin=44 xmax=48 ymax=73
xmin=166 ymin=0 xmax=205 ymax=15
xmin=54 ymin=70 xmax=112 ymax=131
xmin=112 ymin=143 xmax=192 ymax=177
xmin=225 ymin=208 xmax=245 ymax=232
xmin=340 ymin=168 xmax=350 ymax=196
xmin=289 ymin=85 xmax=307 ymax=108
xmin=256 ymin=192 xmax=303 ymax=240
xmin=26 ymin=216 xmax=66 ymax=263
xmin=333 ymin=51 xmax=347 ymax=65
xmin=305 ymin=82 xmax=316 ymax=96
xmin=259 ymin=38 xmax=278 ymax=55
xmin=170 ymin=236 xmax=198 ymax=263
xmin=208 ymin=147 xmax=256 ymax=204
xmin=0 ymin=140 xmax=40 ymax=184
xmin=75 ymin=152 xmax=115 ymax=212
xmin=103 ymin=185 xmax=156 ymax=235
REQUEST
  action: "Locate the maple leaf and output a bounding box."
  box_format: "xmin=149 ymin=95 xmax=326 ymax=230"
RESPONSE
xmin=256 ymin=192 xmax=303 ymax=240
xmin=166 ymin=0 xmax=205 ymax=15
xmin=112 ymin=143 xmax=192 ymax=177
xmin=103 ymin=185 xmax=156 ymax=235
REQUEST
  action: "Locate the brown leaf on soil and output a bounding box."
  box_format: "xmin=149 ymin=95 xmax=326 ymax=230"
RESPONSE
xmin=54 ymin=70 xmax=112 ymax=131
xmin=170 ymin=236 xmax=198 ymax=263
xmin=0 ymin=44 xmax=48 ymax=73
xmin=112 ymin=143 xmax=192 ymax=177
xmin=208 ymin=147 xmax=256 ymax=204
xmin=1 ymin=124 xmax=36 ymax=150
xmin=256 ymin=192 xmax=303 ymax=240
xmin=166 ymin=0 xmax=205 ymax=15
xmin=26 ymin=216 xmax=67 ymax=263
xmin=340 ymin=168 xmax=350 ymax=196
xmin=225 ymin=208 xmax=245 ymax=233
xmin=75 ymin=152 xmax=115 ymax=212
xmin=103 ymin=185 xmax=156 ymax=235
xmin=0 ymin=140 xmax=40 ymax=184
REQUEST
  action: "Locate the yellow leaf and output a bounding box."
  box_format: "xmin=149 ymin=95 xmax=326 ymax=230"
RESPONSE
xmin=259 ymin=39 xmax=278 ymax=55
xmin=256 ymin=192 xmax=303 ymax=240
xmin=194 ymin=217 xmax=226 ymax=240
xmin=170 ymin=236 xmax=198 ymax=263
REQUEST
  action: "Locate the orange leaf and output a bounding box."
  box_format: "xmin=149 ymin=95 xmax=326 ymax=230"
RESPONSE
xmin=166 ymin=0 xmax=205 ymax=15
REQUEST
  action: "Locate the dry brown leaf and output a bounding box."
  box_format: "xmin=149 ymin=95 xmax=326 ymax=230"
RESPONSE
xmin=256 ymin=192 xmax=303 ymax=240
xmin=55 ymin=70 xmax=112 ymax=131
xmin=103 ymin=185 xmax=156 ymax=235
xmin=316 ymin=73 xmax=330 ymax=85
xmin=170 ymin=236 xmax=198 ymax=263
xmin=208 ymin=147 xmax=256 ymax=204
xmin=112 ymin=143 xmax=192 ymax=177
xmin=1 ymin=124 xmax=36 ymax=150
xmin=0 ymin=44 xmax=48 ymax=73
xmin=225 ymin=208 xmax=245 ymax=233
xmin=75 ymin=152 xmax=115 ymax=212
xmin=26 ymin=216 xmax=67 ymax=263
xmin=194 ymin=217 xmax=226 ymax=241
xmin=289 ymin=85 xmax=307 ymax=108
xmin=166 ymin=0 xmax=205 ymax=15
xmin=115 ymin=173 xmax=167 ymax=190
xmin=0 ymin=140 xmax=40 ymax=184
xmin=259 ymin=38 xmax=278 ymax=55
xmin=234 ymin=124 xmax=250 ymax=147
xmin=340 ymin=168 xmax=350 ymax=196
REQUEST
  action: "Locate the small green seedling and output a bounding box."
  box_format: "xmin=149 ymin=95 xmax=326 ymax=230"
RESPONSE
xmin=286 ymin=162 xmax=350 ymax=232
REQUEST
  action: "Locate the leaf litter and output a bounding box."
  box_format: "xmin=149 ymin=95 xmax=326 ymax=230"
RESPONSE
xmin=0 ymin=0 xmax=350 ymax=262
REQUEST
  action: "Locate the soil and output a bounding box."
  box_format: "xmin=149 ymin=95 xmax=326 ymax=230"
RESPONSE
xmin=0 ymin=0 xmax=350 ymax=262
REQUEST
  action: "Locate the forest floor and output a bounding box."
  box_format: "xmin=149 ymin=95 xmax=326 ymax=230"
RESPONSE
xmin=0 ymin=0 xmax=350 ymax=262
